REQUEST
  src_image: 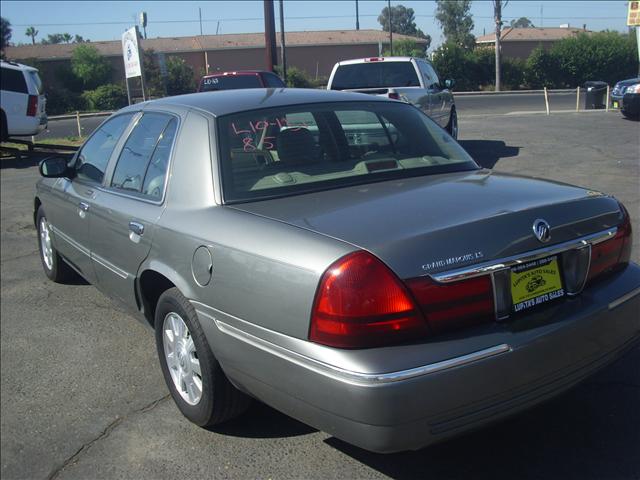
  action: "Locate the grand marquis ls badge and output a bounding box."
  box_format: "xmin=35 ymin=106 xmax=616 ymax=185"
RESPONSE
xmin=532 ymin=219 xmax=551 ymax=243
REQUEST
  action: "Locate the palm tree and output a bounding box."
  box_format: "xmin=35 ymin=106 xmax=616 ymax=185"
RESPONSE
xmin=62 ymin=32 xmax=72 ymax=43
xmin=25 ymin=26 xmax=38 ymax=45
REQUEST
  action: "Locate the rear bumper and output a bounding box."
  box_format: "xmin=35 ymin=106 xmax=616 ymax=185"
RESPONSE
xmin=196 ymin=263 xmax=640 ymax=453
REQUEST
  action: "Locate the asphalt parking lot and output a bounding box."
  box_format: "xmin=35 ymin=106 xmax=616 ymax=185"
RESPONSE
xmin=1 ymin=111 xmax=639 ymax=480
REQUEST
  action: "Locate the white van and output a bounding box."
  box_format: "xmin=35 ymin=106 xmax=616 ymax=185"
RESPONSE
xmin=1 ymin=60 xmax=47 ymax=141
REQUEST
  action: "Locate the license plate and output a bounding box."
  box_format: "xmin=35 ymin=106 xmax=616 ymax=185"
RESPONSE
xmin=511 ymin=256 xmax=564 ymax=313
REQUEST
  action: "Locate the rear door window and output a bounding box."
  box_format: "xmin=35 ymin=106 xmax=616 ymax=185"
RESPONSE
xmin=75 ymin=113 xmax=134 ymax=184
xmin=1 ymin=67 xmax=28 ymax=94
xmin=110 ymin=113 xmax=175 ymax=198
xmin=330 ymin=62 xmax=420 ymax=90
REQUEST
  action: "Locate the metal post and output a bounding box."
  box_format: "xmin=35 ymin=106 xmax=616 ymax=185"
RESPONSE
xmin=355 ymin=0 xmax=360 ymax=30
xmin=136 ymin=26 xmax=147 ymax=101
xmin=279 ymin=0 xmax=287 ymax=83
xmin=264 ymin=0 xmax=278 ymax=72
xmin=576 ymin=86 xmax=580 ymax=112
xmin=125 ymin=77 xmax=132 ymax=105
xmin=388 ymin=0 xmax=393 ymax=55
xmin=544 ymin=87 xmax=550 ymax=115
xmin=494 ymin=0 xmax=502 ymax=92
xmin=605 ymin=84 xmax=610 ymax=111
xmin=76 ymin=111 xmax=82 ymax=138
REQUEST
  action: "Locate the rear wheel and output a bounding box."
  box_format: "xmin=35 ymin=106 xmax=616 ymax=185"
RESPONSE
xmin=155 ymin=287 xmax=250 ymax=427
xmin=621 ymin=110 xmax=639 ymax=120
xmin=446 ymin=108 xmax=458 ymax=139
xmin=36 ymin=207 xmax=75 ymax=283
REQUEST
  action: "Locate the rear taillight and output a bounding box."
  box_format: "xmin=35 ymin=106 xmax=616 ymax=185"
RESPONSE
xmin=388 ymin=92 xmax=400 ymax=100
xmin=309 ymin=251 xmax=428 ymax=348
xmin=27 ymin=95 xmax=38 ymax=117
xmin=406 ymin=275 xmax=495 ymax=335
xmin=587 ymin=202 xmax=632 ymax=283
xmin=365 ymin=57 xmax=384 ymax=62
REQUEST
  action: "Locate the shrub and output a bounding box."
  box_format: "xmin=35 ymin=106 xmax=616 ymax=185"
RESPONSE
xmin=432 ymin=42 xmax=477 ymax=91
xmin=45 ymin=86 xmax=87 ymax=115
xmin=71 ymin=44 xmax=112 ymax=90
xmin=524 ymin=46 xmax=560 ymax=88
xmin=165 ymin=56 xmax=195 ymax=95
xmin=82 ymin=84 xmax=127 ymax=111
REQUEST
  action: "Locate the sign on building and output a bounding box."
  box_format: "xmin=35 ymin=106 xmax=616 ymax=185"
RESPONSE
xmin=122 ymin=27 xmax=142 ymax=79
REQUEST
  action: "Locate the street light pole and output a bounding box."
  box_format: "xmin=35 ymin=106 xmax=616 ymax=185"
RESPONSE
xmin=263 ymin=0 xmax=278 ymax=72
xmin=355 ymin=0 xmax=360 ymax=30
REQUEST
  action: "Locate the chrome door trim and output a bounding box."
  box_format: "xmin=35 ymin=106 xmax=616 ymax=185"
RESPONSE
xmin=431 ymin=227 xmax=617 ymax=283
xmin=50 ymin=225 xmax=90 ymax=257
xmin=608 ymin=286 xmax=640 ymax=310
xmin=91 ymin=253 xmax=129 ymax=279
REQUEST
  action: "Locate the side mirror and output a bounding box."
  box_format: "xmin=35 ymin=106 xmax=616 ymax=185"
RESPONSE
xmin=39 ymin=156 xmax=72 ymax=178
xmin=444 ymin=79 xmax=455 ymax=89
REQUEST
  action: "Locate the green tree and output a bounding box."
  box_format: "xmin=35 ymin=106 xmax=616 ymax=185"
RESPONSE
xmin=62 ymin=33 xmax=72 ymax=43
xmin=142 ymin=49 xmax=166 ymax=97
xmin=435 ymin=0 xmax=475 ymax=49
xmin=383 ymin=38 xmax=427 ymax=58
xmin=510 ymin=17 xmax=534 ymax=28
xmin=165 ymin=56 xmax=195 ymax=95
xmin=1 ymin=17 xmax=11 ymax=53
xmin=431 ymin=42 xmax=476 ymax=90
xmin=71 ymin=44 xmax=112 ymax=90
xmin=524 ymin=46 xmax=559 ymax=88
xmin=73 ymin=35 xmax=88 ymax=43
xmin=378 ymin=4 xmax=431 ymax=49
xmin=25 ymin=26 xmax=38 ymax=45
xmin=42 ymin=33 xmax=65 ymax=44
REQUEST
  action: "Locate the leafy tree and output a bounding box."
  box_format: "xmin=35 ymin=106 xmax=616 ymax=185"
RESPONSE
xmin=1 ymin=17 xmax=11 ymax=52
xmin=71 ymin=44 xmax=112 ymax=90
xmin=142 ymin=49 xmax=166 ymax=97
xmin=25 ymin=26 xmax=38 ymax=45
xmin=435 ymin=0 xmax=475 ymax=50
xmin=510 ymin=17 xmax=534 ymax=28
xmin=42 ymin=33 xmax=65 ymax=44
xmin=62 ymin=33 xmax=72 ymax=43
xmin=74 ymin=35 xmax=89 ymax=43
xmin=524 ymin=46 xmax=559 ymax=88
xmin=383 ymin=38 xmax=427 ymax=58
xmin=378 ymin=4 xmax=431 ymax=49
xmin=165 ymin=56 xmax=195 ymax=95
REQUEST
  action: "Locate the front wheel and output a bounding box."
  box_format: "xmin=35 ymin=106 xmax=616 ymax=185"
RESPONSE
xmin=155 ymin=287 xmax=250 ymax=427
xmin=36 ymin=207 xmax=75 ymax=283
xmin=446 ymin=108 xmax=458 ymax=140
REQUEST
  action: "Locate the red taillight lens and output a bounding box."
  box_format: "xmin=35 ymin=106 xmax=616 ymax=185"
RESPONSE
xmin=587 ymin=203 xmax=632 ymax=283
xmin=27 ymin=95 xmax=38 ymax=117
xmin=406 ymin=275 xmax=495 ymax=334
xmin=309 ymin=251 xmax=427 ymax=348
xmin=388 ymin=92 xmax=400 ymax=100
xmin=365 ymin=57 xmax=384 ymax=62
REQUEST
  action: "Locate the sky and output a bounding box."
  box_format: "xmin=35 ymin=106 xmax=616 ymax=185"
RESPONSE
xmin=1 ymin=0 xmax=632 ymax=49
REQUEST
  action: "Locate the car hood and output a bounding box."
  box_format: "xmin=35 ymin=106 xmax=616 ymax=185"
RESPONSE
xmin=229 ymin=170 xmax=623 ymax=278
xmin=616 ymin=78 xmax=640 ymax=87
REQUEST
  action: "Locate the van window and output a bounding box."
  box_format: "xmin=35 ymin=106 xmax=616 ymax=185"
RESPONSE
xmin=330 ymin=62 xmax=420 ymax=90
xmin=27 ymin=71 xmax=43 ymax=94
xmin=1 ymin=67 xmax=28 ymax=94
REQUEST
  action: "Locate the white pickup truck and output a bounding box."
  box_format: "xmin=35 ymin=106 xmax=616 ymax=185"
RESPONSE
xmin=327 ymin=57 xmax=457 ymax=139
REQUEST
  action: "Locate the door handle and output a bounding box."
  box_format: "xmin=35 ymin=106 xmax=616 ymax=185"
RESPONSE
xmin=78 ymin=202 xmax=90 ymax=211
xmin=129 ymin=221 xmax=145 ymax=236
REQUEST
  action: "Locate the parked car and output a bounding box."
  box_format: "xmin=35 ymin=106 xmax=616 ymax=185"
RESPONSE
xmin=35 ymin=89 xmax=639 ymax=453
xmin=198 ymin=70 xmax=286 ymax=92
xmin=327 ymin=56 xmax=458 ymax=138
xmin=0 ymin=60 xmax=47 ymax=141
xmin=611 ymin=77 xmax=640 ymax=120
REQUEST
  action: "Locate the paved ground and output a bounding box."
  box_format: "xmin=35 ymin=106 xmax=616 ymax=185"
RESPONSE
xmin=35 ymin=91 xmax=583 ymax=140
xmin=1 ymin=111 xmax=639 ymax=480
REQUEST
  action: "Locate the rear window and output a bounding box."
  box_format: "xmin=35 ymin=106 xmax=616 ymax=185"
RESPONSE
xmin=330 ymin=62 xmax=420 ymax=90
xmin=200 ymin=75 xmax=262 ymax=91
xmin=217 ymin=101 xmax=477 ymax=203
xmin=27 ymin=70 xmax=43 ymax=94
xmin=1 ymin=67 xmax=28 ymax=94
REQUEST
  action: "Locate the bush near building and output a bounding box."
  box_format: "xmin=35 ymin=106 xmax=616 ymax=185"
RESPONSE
xmin=82 ymin=84 xmax=128 ymax=111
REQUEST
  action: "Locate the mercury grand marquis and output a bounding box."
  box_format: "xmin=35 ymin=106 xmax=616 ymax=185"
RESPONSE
xmin=35 ymin=89 xmax=640 ymax=453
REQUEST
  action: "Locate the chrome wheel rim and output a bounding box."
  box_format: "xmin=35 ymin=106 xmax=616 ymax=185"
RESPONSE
xmin=162 ymin=312 xmax=202 ymax=405
xmin=39 ymin=217 xmax=54 ymax=270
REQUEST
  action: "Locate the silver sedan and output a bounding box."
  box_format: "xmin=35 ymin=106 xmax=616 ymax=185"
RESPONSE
xmin=35 ymin=88 xmax=640 ymax=453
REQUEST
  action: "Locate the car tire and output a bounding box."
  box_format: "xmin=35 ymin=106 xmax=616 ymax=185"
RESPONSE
xmin=446 ymin=108 xmax=458 ymax=139
xmin=1 ymin=110 xmax=8 ymax=142
xmin=154 ymin=287 xmax=251 ymax=427
xmin=36 ymin=206 xmax=76 ymax=283
xmin=621 ymin=110 xmax=639 ymax=120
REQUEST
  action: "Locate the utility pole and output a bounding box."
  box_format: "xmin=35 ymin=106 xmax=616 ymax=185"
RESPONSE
xmin=199 ymin=7 xmax=203 ymax=35
xmin=263 ymin=0 xmax=278 ymax=72
xmin=388 ymin=0 xmax=393 ymax=55
xmin=493 ymin=0 xmax=505 ymax=92
xmin=355 ymin=0 xmax=360 ymax=30
xmin=279 ymin=0 xmax=287 ymax=83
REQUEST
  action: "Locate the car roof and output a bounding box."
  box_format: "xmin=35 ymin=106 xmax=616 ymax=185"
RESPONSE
xmin=142 ymin=88 xmax=391 ymax=117
xmin=0 ymin=60 xmax=38 ymax=72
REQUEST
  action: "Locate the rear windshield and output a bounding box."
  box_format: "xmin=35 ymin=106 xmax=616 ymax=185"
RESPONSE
xmin=217 ymin=101 xmax=477 ymax=203
xmin=200 ymin=75 xmax=262 ymax=91
xmin=330 ymin=62 xmax=420 ymax=90
xmin=27 ymin=70 xmax=43 ymax=94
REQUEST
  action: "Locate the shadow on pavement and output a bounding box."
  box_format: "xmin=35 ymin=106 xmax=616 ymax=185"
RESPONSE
xmin=0 ymin=150 xmax=72 ymax=170
xmin=323 ymin=347 xmax=640 ymax=480
xmin=208 ymin=400 xmax=317 ymax=439
xmin=459 ymin=140 xmax=520 ymax=169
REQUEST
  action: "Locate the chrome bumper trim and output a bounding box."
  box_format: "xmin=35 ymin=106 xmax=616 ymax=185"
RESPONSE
xmin=608 ymin=286 xmax=640 ymax=310
xmin=212 ymin=317 xmax=511 ymax=386
xmin=432 ymin=227 xmax=616 ymax=283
